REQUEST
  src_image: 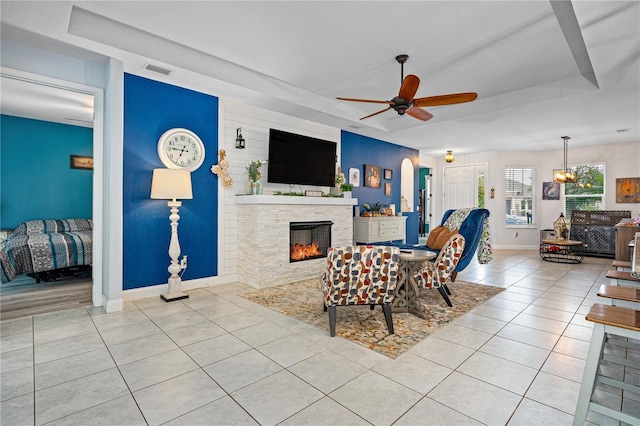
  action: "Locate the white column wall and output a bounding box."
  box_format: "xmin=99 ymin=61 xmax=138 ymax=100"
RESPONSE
xmin=216 ymin=100 xmax=342 ymax=283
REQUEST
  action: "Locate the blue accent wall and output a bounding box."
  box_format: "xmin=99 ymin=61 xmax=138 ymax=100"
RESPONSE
xmin=0 ymin=115 xmax=93 ymax=229
xmin=340 ymin=131 xmax=420 ymax=244
xmin=123 ymin=74 xmax=218 ymax=290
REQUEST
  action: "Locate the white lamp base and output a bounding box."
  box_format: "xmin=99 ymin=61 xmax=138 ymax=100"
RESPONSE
xmin=161 ymin=276 xmax=189 ymax=302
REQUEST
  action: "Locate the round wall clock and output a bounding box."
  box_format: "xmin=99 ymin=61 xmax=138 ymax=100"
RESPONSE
xmin=157 ymin=128 xmax=205 ymax=171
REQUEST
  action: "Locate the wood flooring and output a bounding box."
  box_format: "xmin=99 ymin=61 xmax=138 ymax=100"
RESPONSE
xmin=0 ymin=277 xmax=93 ymax=320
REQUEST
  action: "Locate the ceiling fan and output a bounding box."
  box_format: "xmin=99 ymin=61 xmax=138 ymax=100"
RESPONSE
xmin=337 ymin=54 xmax=478 ymax=121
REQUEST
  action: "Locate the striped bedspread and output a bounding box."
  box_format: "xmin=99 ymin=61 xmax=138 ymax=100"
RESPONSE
xmin=1 ymin=219 xmax=93 ymax=283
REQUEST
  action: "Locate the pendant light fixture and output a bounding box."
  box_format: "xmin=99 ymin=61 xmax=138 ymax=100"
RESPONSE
xmin=444 ymin=150 xmax=455 ymax=163
xmin=552 ymin=136 xmax=578 ymax=183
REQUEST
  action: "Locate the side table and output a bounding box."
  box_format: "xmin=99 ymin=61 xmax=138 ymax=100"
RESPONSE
xmin=393 ymin=250 xmax=437 ymax=318
xmin=540 ymin=239 xmax=584 ymax=264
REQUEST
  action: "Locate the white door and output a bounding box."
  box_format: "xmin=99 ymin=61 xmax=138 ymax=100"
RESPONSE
xmin=444 ymin=165 xmax=477 ymax=211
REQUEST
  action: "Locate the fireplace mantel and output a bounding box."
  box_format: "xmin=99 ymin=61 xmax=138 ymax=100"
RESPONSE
xmin=235 ymin=194 xmax=358 ymax=206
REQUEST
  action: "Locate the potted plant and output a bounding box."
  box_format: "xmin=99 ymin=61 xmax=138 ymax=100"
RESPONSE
xmin=361 ymin=202 xmax=382 ymax=216
xmin=246 ymin=160 xmax=263 ymax=194
xmin=340 ymin=183 xmax=353 ymax=198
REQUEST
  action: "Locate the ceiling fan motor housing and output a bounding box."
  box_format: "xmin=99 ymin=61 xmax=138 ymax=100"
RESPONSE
xmin=391 ymin=97 xmax=411 ymax=115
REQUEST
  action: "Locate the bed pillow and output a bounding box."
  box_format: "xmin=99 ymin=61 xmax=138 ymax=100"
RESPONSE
xmin=425 ymin=226 xmax=445 ymax=248
xmin=429 ymin=227 xmax=459 ymax=250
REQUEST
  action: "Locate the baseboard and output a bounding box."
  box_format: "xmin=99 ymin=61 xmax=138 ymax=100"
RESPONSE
xmin=102 ymin=295 xmax=124 ymax=313
xmin=493 ymin=244 xmax=539 ymax=250
xmin=122 ymin=275 xmax=238 ymax=302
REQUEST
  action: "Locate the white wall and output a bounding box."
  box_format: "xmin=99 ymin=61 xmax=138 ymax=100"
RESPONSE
xmin=215 ymin=100 xmax=341 ymax=282
xmin=423 ymin=141 xmax=640 ymax=249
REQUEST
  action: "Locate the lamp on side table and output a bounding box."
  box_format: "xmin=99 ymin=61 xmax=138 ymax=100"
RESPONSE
xmin=151 ymin=168 xmax=193 ymax=302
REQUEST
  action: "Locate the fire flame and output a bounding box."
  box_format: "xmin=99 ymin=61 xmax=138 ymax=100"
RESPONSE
xmin=291 ymin=242 xmax=322 ymax=260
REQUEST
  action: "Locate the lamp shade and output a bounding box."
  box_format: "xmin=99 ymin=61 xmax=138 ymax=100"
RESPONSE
xmin=151 ymin=168 xmax=193 ymax=200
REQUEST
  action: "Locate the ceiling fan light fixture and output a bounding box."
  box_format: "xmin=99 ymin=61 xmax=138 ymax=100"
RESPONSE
xmin=444 ymin=150 xmax=455 ymax=163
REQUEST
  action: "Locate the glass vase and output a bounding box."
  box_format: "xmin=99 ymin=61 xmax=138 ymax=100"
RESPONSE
xmin=251 ymin=180 xmax=262 ymax=195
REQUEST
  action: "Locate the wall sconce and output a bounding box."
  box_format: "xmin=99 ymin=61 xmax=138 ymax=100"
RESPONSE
xmin=444 ymin=150 xmax=455 ymax=163
xmin=235 ymin=127 xmax=246 ymax=149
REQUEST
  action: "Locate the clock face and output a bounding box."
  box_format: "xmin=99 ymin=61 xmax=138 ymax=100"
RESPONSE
xmin=157 ymin=128 xmax=205 ymax=171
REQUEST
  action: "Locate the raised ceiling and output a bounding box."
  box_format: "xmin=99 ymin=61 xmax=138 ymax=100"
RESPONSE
xmin=1 ymin=1 xmax=638 ymax=156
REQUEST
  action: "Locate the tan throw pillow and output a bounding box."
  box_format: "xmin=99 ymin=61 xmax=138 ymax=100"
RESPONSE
xmin=431 ymin=228 xmax=459 ymax=250
xmin=426 ymin=226 xmax=445 ymax=248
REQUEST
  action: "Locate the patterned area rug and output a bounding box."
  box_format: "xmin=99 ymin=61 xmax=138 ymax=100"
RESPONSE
xmin=242 ymin=279 xmax=503 ymax=359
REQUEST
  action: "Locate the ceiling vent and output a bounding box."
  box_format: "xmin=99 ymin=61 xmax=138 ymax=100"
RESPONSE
xmin=145 ymin=63 xmax=172 ymax=75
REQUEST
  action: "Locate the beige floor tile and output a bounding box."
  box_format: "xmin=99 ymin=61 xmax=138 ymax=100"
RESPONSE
xmin=428 ymin=371 xmax=522 ymax=425
xmin=203 ymin=349 xmax=283 ymax=393
xmin=0 ymin=249 xmax=620 ymax=426
xmin=133 ymin=369 xmax=226 ymax=426
xmin=231 ymin=369 xmax=323 ymax=425
xmin=329 ymin=371 xmax=422 ymax=425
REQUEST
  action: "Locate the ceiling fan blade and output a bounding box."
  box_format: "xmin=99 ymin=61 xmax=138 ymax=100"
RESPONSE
xmin=336 ymin=97 xmax=393 ymax=105
xmin=360 ymin=107 xmax=392 ymax=120
xmin=398 ymin=74 xmax=420 ymax=102
xmin=413 ymin=92 xmax=478 ymax=108
xmin=406 ymin=107 xmax=434 ymax=121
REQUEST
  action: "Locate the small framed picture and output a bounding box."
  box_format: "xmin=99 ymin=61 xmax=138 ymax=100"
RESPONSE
xmin=349 ymin=167 xmax=360 ymax=187
xmin=384 ymin=169 xmax=393 ymax=180
xmin=384 ymin=182 xmax=392 ymax=196
xmin=542 ymin=181 xmax=560 ymax=200
xmin=70 ymin=155 xmax=93 ymax=170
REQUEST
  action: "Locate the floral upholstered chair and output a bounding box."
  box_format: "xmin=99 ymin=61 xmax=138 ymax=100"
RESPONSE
xmin=414 ymin=234 xmax=466 ymax=307
xmin=321 ymin=245 xmax=400 ymax=337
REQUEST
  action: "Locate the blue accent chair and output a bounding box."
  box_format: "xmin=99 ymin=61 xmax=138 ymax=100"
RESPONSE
xmin=440 ymin=208 xmax=490 ymax=281
xmin=374 ymin=208 xmax=490 ymax=281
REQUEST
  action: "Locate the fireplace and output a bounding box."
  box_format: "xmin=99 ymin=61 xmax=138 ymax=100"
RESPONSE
xmin=290 ymin=221 xmax=332 ymax=262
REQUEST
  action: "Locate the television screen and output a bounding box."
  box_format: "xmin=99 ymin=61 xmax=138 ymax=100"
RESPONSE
xmin=267 ymin=129 xmax=336 ymax=187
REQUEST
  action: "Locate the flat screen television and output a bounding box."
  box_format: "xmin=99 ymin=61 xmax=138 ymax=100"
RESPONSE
xmin=267 ymin=128 xmax=336 ymax=187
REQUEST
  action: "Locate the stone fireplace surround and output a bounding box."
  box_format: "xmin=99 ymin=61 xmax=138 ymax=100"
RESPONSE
xmin=236 ymin=195 xmax=358 ymax=288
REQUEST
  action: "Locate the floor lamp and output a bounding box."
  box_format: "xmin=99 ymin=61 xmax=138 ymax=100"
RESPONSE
xmin=151 ymin=168 xmax=193 ymax=302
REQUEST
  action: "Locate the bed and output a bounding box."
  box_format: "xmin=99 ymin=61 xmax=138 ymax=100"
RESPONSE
xmin=0 ymin=219 xmax=93 ymax=284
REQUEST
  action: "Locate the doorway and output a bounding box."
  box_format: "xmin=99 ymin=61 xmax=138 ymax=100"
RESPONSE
xmin=443 ymin=164 xmax=487 ymax=212
xmin=0 ymin=68 xmax=104 ymax=313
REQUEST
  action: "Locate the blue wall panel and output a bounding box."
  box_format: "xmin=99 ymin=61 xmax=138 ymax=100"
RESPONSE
xmin=0 ymin=115 xmax=93 ymax=228
xmin=340 ymin=131 xmax=420 ymax=244
xmin=123 ymin=74 xmax=218 ymax=290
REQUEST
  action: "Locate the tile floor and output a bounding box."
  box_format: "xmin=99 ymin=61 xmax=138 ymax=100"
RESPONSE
xmin=1 ymin=249 xmax=639 ymax=425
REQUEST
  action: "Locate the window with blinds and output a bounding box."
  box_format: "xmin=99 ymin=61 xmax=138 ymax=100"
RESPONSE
xmin=505 ymin=167 xmax=535 ymax=225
